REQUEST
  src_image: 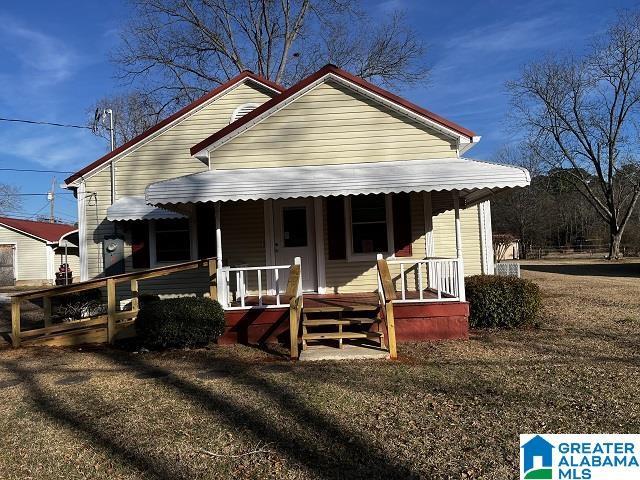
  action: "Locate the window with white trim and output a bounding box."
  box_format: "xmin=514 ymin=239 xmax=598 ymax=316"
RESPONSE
xmin=154 ymin=219 xmax=191 ymax=262
xmin=346 ymin=194 xmax=394 ymax=259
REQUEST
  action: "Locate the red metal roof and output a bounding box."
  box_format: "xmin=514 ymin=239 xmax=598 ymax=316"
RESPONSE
xmin=0 ymin=217 xmax=76 ymax=243
xmin=64 ymin=71 xmax=284 ymax=186
xmin=190 ymin=64 xmax=476 ymax=156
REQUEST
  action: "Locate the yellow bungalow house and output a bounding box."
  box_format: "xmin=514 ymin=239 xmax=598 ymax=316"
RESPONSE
xmin=62 ymin=65 xmax=529 ymax=358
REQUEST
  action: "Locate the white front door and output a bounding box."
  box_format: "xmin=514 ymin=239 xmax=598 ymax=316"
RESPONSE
xmin=274 ymin=198 xmax=317 ymax=292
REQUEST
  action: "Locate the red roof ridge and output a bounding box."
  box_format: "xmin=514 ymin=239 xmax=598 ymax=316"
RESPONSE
xmin=0 ymin=216 xmax=77 ymax=243
xmin=190 ymin=64 xmax=476 ymax=156
xmin=64 ymin=71 xmax=284 ymax=186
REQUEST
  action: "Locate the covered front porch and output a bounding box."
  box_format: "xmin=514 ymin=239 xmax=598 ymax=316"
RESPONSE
xmin=127 ymin=157 xmax=528 ymax=358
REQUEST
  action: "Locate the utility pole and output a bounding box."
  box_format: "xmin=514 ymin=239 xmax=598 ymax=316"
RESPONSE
xmin=104 ymin=108 xmax=116 ymax=204
xmin=47 ymin=177 xmax=56 ymax=223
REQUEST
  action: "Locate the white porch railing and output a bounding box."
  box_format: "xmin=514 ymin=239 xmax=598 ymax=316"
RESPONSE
xmin=218 ymin=263 xmax=293 ymax=310
xmin=385 ymin=257 xmax=465 ymax=303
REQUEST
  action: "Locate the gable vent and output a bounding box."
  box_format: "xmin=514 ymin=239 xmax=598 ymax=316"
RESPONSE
xmin=230 ymin=103 xmax=261 ymax=123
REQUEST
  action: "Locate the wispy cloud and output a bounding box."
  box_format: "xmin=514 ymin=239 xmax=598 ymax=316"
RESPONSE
xmin=0 ymin=127 xmax=104 ymax=169
xmin=444 ymin=16 xmax=574 ymax=54
xmin=0 ymin=15 xmax=79 ymax=88
xmin=0 ymin=15 xmax=102 ymax=170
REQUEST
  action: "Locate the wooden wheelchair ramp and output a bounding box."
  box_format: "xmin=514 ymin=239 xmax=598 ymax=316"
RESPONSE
xmin=8 ymin=257 xmax=217 ymax=348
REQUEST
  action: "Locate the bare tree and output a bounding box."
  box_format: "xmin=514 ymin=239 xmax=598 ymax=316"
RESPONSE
xmin=90 ymin=91 xmax=164 ymax=147
xmin=508 ymin=11 xmax=640 ymax=259
xmin=108 ymin=0 xmax=427 ymax=109
xmin=0 ymin=184 xmax=21 ymax=215
xmin=492 ymin=233 xmax=517 ymax=263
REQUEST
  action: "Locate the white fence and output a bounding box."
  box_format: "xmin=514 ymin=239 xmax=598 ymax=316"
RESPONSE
xmin=218 ymin=264 xmax=292 ymax=309
xmin=385 ymin=257 xmax=465 ymax=302
xmin=495 ymin=262 xmax=521 ymax=278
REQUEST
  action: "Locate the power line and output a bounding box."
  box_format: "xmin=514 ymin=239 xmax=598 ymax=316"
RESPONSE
xmin=0 ymin=116 xmax=91 ymax=130
xmin=1 ymin=192 xmax=74 ymax=196
xmin=0 ymin=168 xmax=75 ymax=174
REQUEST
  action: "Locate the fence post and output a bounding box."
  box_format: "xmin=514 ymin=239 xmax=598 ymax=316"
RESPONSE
xmin=43 ymin=296 xmax=52 ymax=327
xmin=385 ymin=301 xmax=397 ymax=360
xmin=208 ymin=259 xmax=217 ymax=301
xmin=294 ymin=256 xmax=302 ymax=298
xmin=11 ymin=298 xmax=21 ymax=348
xmin=457 ymin=258 xmax=466 ymax=302
xmin=107 ymin=278 xmax=116 ymax=344
xmin=130 ymin=279 xmax=139 ymax=313
xmin=289 ymin=296 xmax=299 ymax=360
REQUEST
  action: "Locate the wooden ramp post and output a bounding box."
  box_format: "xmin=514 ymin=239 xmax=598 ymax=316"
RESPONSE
xmin=287 ymin=257 xmax=303 ymax=360
xmin=377 ymin=256 xmax=398 ymax=360
xmin=107 ymin=278 xmax=116 ymax=344
xmin=11 ymin=298 xmax=21 ymax=348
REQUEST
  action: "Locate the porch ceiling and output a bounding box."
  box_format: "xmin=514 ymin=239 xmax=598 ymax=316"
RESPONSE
xmin=144 ymin=158 xmax=530 ymax=206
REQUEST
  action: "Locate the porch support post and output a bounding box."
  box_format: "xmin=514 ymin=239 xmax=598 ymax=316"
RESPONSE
xmin=215 ymin=202 xmax=224 ymax=304
xmin=452 ymin=191 xmax=465 ymax=301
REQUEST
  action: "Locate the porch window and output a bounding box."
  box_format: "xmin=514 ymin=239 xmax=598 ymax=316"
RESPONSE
xmin=155 ymin=219 xmax=191 ymax=262
xmin=196 ymin=203 xmax=217 ymax=259
xmin=348 ymin=194 xmax=392 ymax=257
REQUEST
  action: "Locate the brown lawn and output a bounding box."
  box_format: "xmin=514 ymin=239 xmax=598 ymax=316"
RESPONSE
xmin=0 ymin=259 xmax=638 ymax=479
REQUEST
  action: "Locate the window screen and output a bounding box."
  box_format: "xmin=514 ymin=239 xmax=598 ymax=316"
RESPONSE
xmin=351 ymin=194 xmax=388 ymax=254
xmin=155 ymin=219 xmax=190 ymax=262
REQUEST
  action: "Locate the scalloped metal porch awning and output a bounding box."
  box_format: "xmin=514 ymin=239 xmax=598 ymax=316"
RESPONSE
xmin=106 ymin=196 xmax=187 ymax=221
xmin=144 ymin=158 xmax=530 ymax=207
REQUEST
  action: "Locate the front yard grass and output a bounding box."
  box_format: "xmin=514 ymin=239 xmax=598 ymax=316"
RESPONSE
xmin=0 ymin=259 xmax=638 ymax=479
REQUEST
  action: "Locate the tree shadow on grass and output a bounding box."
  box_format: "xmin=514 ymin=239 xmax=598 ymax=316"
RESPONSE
xmin=1 ymin=359 xmax=188 ymax=480
xmin=2 ymin=349 xmax=421 ymax=480
xmin=103 ymin=348 xmax=422 ymax=480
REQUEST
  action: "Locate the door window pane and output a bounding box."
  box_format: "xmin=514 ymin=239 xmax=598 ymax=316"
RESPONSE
xmin=351 ymin=194 xmax=388 ymax=253
xmin=283 ymin=207 xmax=307 ymax=247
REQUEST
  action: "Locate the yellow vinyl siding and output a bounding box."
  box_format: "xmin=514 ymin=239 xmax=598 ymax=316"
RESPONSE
xmin=83 ymin=83 xmax=273 ymax=283
xmin=432 ymin=206 xmax=483 ymax=275
xmin=324 ymin=193 xmax=428 ymax=293
xmin=324 ymin=194 xmax=484 ymax=293
xmin=0 ymin=225 xmax=50 ymax=283
xmin=211 ymin=80 xmax=458 ymax=169
xmin=115 ymin=83 xmax=275 ymax=194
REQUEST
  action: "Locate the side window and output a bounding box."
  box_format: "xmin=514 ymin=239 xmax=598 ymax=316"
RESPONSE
xmin=196 ymin=203 xmax=217 ymax=259
xmin=131 ymin=222 xmax=150 ymax=269
xmin=155 ymin=219 xmax=191 ymax=262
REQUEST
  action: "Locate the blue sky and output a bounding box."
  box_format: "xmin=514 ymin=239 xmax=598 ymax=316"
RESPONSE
xmin=0 ymin=0 xmax=635 ymax=222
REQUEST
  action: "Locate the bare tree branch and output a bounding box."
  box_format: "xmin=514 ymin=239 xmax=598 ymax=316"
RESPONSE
xmin=508 ymin=10 xmax=640 ymax=258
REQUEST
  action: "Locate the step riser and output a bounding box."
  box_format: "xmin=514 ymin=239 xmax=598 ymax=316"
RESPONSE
xmin=302 ymin=332 xmax=384 ymax=341
xmin=303 ymin=306 xmax=379 ymax=313
xmin=303 ymin=318 xmax=380 ymax=327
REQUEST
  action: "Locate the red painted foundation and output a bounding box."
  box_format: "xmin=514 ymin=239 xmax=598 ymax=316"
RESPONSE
xmin=220 ymin=301 xmax=469 ymax=345
xmin=392 ymin=302 xmax=469 ymax=341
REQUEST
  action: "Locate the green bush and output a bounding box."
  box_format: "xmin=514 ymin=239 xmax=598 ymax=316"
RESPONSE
xmin=138 ymin=294 xmax=161 ymax=309
xmin=135 ymin=297 xmax=225 ymax=349
xmin=465 ymin=275 xmax=542 ymax=329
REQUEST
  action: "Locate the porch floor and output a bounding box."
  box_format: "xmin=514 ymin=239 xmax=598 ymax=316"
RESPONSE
xmin=230 ymin=290 xmax=453 ymax=308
